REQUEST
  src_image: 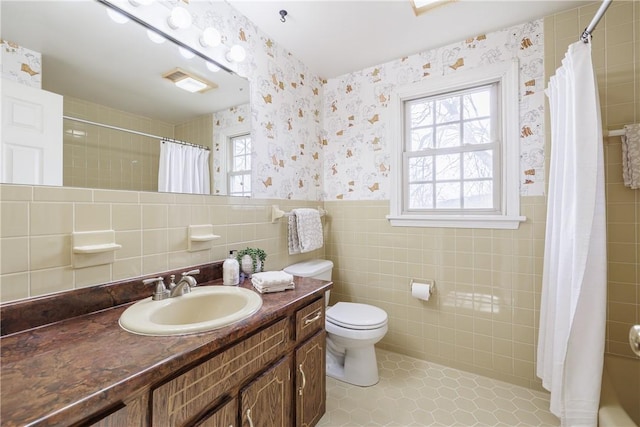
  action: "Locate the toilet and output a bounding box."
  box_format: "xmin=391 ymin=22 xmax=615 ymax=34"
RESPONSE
xmin=284 ymin=259 xmax=388 ymax=387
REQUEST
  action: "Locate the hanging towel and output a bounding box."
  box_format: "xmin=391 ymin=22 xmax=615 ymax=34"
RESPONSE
xmin=621 ymin=124 xmax=640 ymax=189
xmin=288 ymin=208 xmax=323 ymax=254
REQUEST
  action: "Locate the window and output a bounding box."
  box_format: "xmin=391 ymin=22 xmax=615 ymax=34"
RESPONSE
xmin=388 ymin=60 xmax=525 ymax=229
xmin=228 ymin=133 xmax=251 ymax=197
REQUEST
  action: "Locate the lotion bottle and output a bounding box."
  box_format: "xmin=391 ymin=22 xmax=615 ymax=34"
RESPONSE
xmin=223 ymin=250 xmax=240 ymax=285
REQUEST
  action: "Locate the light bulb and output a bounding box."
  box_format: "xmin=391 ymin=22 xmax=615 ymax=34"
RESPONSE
xmin=106 ymin=8 xmax=129 ymax=24
xmin=167 ymin=6 xmax=192 ymax=30
xmin=200 ymin=27 xmax=221 ymax=48
xmin=178 ymin=46 xmax=196 ymax=59
xmin=129 ymin=0 xmax=153 ymax=6
xmin=146 ymin=29 xmax=166 ymax=44
xmin=206 ymin=62 xmax=221 ymax=72
xmin=226 ymin=45 xmax=246 ymax=63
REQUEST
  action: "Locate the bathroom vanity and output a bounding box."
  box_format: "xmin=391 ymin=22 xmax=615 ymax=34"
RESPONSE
xmin=0 ymin=267 xmax=331 ymax=427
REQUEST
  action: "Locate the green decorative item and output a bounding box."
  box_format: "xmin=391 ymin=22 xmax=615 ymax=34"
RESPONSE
xmin=236 ymin=247 xmax=267 ymax=277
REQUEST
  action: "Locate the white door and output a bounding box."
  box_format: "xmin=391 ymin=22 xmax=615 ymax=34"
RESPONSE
xmin=1 ymin=79 xmax=63 ymax=185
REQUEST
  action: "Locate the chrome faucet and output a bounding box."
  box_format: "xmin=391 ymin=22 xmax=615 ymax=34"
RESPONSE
xmin=169 ymin=269 xmax=200 ymax=298
xmin=143 ymin=277 xmax=169 ymax=301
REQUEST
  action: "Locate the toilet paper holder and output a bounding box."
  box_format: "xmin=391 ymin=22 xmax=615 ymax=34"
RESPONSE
xmin=410 ymin=279 xmax=435 ymax=294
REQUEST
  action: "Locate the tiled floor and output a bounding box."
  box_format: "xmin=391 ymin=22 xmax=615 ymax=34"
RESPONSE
xmin=317 ymin=349 xmax=560 ymax=426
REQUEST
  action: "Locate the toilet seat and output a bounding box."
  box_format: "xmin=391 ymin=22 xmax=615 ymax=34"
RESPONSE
xmin=326 ymin=302 xmax=388 ymax=330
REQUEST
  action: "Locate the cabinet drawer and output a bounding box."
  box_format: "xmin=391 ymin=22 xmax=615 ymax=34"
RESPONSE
xmin=295 ymin=298 xmax=324 ymax=342
xmin=152 ymin=319 xmax=289 ymax=427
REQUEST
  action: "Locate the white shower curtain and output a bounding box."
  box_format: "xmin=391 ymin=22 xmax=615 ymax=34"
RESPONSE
xmin=158 ymin=140 xmax=210 ymax=194
xmin=537 ymin=40 xmax=607 ymax=427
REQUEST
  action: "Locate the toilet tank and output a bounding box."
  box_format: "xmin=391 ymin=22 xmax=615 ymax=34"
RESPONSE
xmin=284 ymin=259 xmax=333 ymax=281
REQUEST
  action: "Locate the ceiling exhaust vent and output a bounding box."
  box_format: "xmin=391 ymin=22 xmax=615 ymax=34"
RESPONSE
xmin=162 ymin=68 xmax=217 ymax=93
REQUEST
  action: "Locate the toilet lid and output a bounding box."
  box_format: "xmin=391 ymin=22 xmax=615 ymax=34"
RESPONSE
xmin=326 ymin=302 xmax=388 ymax=330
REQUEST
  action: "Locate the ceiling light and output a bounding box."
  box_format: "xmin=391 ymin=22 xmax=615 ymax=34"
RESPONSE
xmin=226 ymin=45 xmax=246 ymax=63
xmin=200 ymin=27 xmax=222 ymax=48
xmin=163 ymin=68 xmax=218 ymax=94
xmin=167 ymin=6 xmax=192 ymax=30
xmin=411 ymin=0 xmax=455 ymax=16
xmin=106 ymin=8 xmax=129 ymax=24
xmin=146 ymin=29 xmax=166 ymax=44
xmin=175 ymin=77 xmax=208 ymax=93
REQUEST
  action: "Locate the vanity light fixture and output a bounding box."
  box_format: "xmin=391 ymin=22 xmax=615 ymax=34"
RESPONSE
xmin=106 ymin=8 xmax=129 ymax=24
xmin=129 ymin=0 xmax=154 ymax=6
xmin=206 ymin=62 xmax=221 ymax=73
xmin=162 ymin=68 xmax=218 ymax=94
xmin=178 ymin=46 xmax=196 ymax=59
xmin=226 ymin=45 xmax=247 ymax=63
xmin=146 ymin=29 xmax=166 ymax=44
xmin=200 ymin=27 xmax=222 ymax=48
xmin=167 ymin=6 xmax=192 ymax=30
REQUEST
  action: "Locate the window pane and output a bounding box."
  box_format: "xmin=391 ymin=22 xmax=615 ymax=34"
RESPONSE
xmin=463 ymin=150 xmax=493 ymax=179
xmin=463 ymin=119 xmax=491 ymax=145
xmin=234 ymin=141 xmax=247 ymax=155
xmin=463 ymin=90 xmax=491 ymax=119
xmin=435 ymin=153 xmax=460 ymax=180
xmin=409 ymin=183 xmax=433 ymax=209
xmin=409 ymin=101 xmax=433 ymax=127
xmin=234 ymin=157 xmax=247 ymax=171
xmin=410 ymin=127 xmax=434 ymax=151
xmin=435 ymin=182 xmax=460 ymax=208
xmin=436 ymin=96 xmax=460 ymax=124
xmin=435 ymin=124 xmax=460 ymax=148
xmin=409 ymin=156 xmax=433 ymax=181
xmin=463 ymin=180 xmax=493 ymax=208
xmin=229 ymin=175 xmax=246 ymax=193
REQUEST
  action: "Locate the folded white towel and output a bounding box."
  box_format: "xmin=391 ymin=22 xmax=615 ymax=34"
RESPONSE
xmin=252 ymin=282 xmax=295 ymax=294
xmin=622 ymin=124 xmax=640 ymax=189
xmin=251 ymin=271 xmax=294 ymax=288
xmin=288 ymin=208 xmax=323 ymax=254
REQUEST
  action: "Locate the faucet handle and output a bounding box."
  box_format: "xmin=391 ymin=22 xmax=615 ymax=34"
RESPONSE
xmin=182 ymin=269 xmax=200 ymax=276
xmin=142 ymin=277 xmax=169 ymax=301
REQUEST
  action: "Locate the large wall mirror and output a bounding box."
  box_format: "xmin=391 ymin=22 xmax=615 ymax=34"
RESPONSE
xmin=1 ymin=0 xmax=251 ymax=196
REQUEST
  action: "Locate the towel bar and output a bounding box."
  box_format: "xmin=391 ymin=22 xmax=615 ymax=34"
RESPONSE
xmin=271 ymin=205 xmax=327 ymax=223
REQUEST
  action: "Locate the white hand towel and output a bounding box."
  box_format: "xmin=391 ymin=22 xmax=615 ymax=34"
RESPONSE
xmin=288 ymin=215 xmax=301 ymax=255
xmin=252 ymin=282 xmax=295 ymax=294
xmin=293 ymin=208 xmax=323 ymax=253
xmin=251 ymin=271 xmax=294 ymax=288
xmin=622 ymin=124 xmax=640 ymax=189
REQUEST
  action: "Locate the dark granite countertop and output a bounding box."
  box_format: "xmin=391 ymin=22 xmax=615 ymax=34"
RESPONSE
xmin=0 ymin=277 xmax=331 ymax=427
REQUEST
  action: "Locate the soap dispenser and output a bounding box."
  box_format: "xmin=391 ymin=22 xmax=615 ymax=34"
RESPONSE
xmin=223 ymin=250 xmax=240 ymax=286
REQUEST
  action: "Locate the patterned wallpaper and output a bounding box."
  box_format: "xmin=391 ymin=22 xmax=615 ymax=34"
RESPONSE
xmin=0 ymin=39 xmax=42 ymax=88
xmin=125 ymin=0 xmax=326 ymax=201
xmin=322 ymin=20 xmax=546 ymax=200
xmin=211 ymin=103 xmax=250 ymax=195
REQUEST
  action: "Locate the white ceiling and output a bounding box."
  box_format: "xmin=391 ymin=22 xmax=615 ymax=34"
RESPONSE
xmin=228 ymin=0 xmax=593 ymax=79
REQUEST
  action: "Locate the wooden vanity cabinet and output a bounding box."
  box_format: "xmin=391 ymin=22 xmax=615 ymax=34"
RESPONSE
xmin=149 ymin=295 xmax=326 ymax=427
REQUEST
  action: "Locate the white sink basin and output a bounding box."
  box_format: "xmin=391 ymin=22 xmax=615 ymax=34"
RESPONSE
xmin=119 ymin=286 xmax=262 ymax=336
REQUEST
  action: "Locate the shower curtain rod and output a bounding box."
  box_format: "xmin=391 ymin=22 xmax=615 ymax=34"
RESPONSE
xmin=580 ymin=0 xmax=612 ymax=42
xmin=63 ymin=115 xmax=210 ymax=151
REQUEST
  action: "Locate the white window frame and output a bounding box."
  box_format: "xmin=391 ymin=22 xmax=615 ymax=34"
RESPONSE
xmin=387 ymin=59 xmax=526 ymax=229
xmin=227 ymin=131 xmax=252 ymax=197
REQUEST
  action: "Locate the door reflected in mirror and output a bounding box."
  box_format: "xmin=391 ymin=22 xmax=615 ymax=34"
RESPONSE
xmin=0 ymin=0 xmax=251 ymax=196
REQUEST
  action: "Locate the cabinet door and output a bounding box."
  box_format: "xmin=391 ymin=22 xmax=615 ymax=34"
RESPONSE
xmin=195 ymin=398 xmax=236 ymax=427
xmin=295 ymin=331 xmax=326 ymax=427
xmin=240 ymin=356 xmax=291 ymax=427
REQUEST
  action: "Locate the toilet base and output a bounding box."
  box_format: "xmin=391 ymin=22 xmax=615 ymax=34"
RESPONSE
xmin=326 ymin=344 xmax=380 ymax=387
